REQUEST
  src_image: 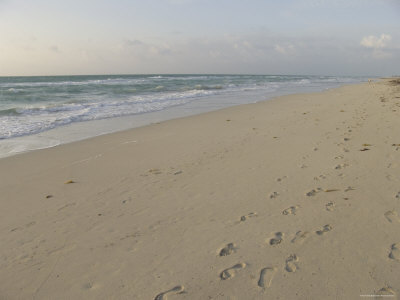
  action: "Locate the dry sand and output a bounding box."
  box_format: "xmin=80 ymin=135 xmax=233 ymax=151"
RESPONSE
xmin=1 ymin=79 xmax=400 ymax=299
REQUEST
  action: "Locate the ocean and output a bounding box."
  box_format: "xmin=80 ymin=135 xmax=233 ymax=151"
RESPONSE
xmin=0 ymin=74 xmax=368 ymax=157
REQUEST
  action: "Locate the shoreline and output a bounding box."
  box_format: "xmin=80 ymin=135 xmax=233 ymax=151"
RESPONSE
xmin=0 ymin=76 xmax=367 ymax=159
xmin=1 ymin=79 xmax=400 ymax=299
xmin=0 ymin=88 xmax=332 ymax=160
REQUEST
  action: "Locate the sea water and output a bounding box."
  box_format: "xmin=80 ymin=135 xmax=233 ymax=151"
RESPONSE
xmin=0 ymin=74 xmax=368 ymax=157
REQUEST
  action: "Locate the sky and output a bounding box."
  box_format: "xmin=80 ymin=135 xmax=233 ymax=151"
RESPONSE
xmin=0 ymin=0 xmax=399 ymax=76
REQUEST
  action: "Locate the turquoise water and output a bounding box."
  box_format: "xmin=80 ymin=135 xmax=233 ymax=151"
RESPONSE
xmin=0 ymin=74 xmax=368 ymax=140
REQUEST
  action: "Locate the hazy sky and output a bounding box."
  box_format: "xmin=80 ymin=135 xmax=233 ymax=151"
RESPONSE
xmin=0 ymin=0 xmax=399 ymax=76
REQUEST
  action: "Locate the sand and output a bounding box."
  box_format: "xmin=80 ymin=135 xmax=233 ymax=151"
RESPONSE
xmin=1 ymin=79 xmax=400 ymax=299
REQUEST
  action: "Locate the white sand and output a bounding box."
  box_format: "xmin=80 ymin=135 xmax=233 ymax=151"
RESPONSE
xmin=1 ymin=79 xmax=400 ymax=299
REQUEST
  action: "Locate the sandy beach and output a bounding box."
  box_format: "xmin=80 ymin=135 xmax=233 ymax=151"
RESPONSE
xmin=1 ymin=79 xmax=400 ymax=299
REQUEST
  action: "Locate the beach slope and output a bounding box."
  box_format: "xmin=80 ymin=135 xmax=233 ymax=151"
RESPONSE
xmin=1 ymin=79 xmax=400 ymax=299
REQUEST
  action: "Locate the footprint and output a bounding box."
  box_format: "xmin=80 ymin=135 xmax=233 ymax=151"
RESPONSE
xmin=326 ymin=202 xmax=335 ymax=212
xmin=334 ymin=164 xmax=348 ymax=170
xmin=396 ymin=192 xmax=400 ymax=199
xmin=376 ymin=286 xmax=395 ymax=297
xmin=291 ymin=231 xmax=310 ymax=244
xmin=258 ymin=267 xmax=277 ymax=288
xmin=282 ymin=206 xmax=299 ymax=215
xmin=389 ymin=243 xmax=400 ymax=261
xmin=306 ymin=188 xmax=322 ymax=196
xmin=154 ymin=285 xmax=185 ymax=300
xmin=220 ymin=263 xmax=246 ymax=280
xmin=149 ymin=168 xmax=162 ymax=175
xmin=306 ymin=189 xmax=317 ymax=197
xmin=219 ymin=243 xmax=236 ymax=256
xmin=269 ymin=232 xmax=284 ymax=246
xmin=384 ymin=210 xmax=400 ymax=223
xmin=240 ymin=212 xmax=257 ymax=222
xmin=269 ymin=192 xmax=279 ymax=199
xmin=82 ymin=282 xmax=98 ymax=290
xmin=316 ymin=224 xmax=332 ymax=235
xmin=313 ymin=174 xmax=327 ymax=181
xmin=285 ymin=254 xmax=299 ymax=272
xmin=276 ymin=176 xmax=288 ymax=182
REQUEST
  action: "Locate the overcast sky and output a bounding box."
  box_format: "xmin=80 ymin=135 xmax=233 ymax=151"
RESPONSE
xmin=0 ymin=0 xmax=399 ymax=76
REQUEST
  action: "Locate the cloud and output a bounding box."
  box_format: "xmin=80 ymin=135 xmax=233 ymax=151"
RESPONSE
xmin=274 ymin=44 xmax=295 ymax=55
xmin=149 ymin=44 xmax=172 ymax=55
xmin=118 ymin=38 xmax=173 ymax=59
xmin=15 ymin=30 xmax=395 ymax=76
xmin=360 ymin=34 xmax=392 ymax=49
xmin=360 ymin=34 xmax=394 ymax=59
xmin=49 ymin=45 xmax=61 ymax=53
xmin=123 ymin=39 xmax=144 ymax=47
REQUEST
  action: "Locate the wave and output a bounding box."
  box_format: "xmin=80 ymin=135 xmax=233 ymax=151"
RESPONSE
xmin=0 ymin=75 xmax=369 ymax=140
xmin=0 ymin=78 xmax=150 ymax=89
xmin=0 ymin=108 xmax=22 ymax=116
xmin=6 ymin=88 xmax=25 ymax=93
xmin=194 ymin=85 xmax=224 ymax=90
xmin=0 ymin=88 xmax=223 ymax=139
